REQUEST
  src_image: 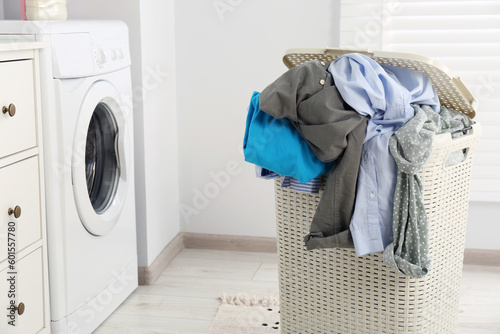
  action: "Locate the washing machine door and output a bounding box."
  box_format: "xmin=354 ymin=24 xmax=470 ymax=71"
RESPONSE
xmin=72 ymin=80 xmax=131 ymax=236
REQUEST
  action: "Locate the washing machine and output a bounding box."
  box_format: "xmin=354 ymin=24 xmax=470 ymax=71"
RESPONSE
xmin=0 ymin=20 xmax=138 ymax=333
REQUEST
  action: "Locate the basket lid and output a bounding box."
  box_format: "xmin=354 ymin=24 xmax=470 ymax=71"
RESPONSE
xmin=283 ymin=48 xmax=476 ymax=119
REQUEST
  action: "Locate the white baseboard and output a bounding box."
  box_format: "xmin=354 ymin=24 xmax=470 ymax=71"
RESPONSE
xmin=184 ymin=233 xmax=277 ymax=253
xmin=463 ymin=248 xmax=500 ymax=266
xmin=138 ymin=233 xmax=184 ymax=285
xmin=138 ymin=233 xmax=499 ymax=285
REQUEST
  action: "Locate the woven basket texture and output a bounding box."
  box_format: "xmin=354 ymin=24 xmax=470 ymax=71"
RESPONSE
xmin=275 ymin=51 xmax=481 ymax=334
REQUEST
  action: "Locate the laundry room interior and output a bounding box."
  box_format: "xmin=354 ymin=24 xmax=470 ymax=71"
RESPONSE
xmin=0 ymin=0 xmax=499 ymax=333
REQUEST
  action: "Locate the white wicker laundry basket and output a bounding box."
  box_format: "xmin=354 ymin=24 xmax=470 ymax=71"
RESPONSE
xmin=275 ymin=49 xmax=481 ymax=334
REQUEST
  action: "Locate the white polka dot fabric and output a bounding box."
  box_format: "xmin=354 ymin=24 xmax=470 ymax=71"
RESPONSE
xmin=383 ymin=104 xmax=474 ymax=278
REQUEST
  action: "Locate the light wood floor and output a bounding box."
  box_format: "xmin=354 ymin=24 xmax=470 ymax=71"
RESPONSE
xmin=94 ymin=249 xmax=500 ymax=334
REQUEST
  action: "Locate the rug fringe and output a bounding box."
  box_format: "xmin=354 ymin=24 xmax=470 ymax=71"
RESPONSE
xmin=219 ymin=293 xmax=280 ymax=307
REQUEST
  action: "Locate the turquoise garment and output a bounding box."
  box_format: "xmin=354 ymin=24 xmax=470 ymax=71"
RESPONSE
xmin=243 ymin=91 xmax=333 ymax=183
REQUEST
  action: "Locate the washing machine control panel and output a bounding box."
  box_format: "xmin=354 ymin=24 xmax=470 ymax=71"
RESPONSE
xmin=47 ymin=26 xmax=132 ymax=79
xmin=91 ymin=30 xmax=131 ymax=72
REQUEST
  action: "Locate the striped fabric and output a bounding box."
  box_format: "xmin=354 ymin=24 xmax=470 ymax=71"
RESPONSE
xmin=281 ymin=176 xmax=322 ymax=194
xmin=254 ymin=166 xmax=280 ymax=179
xmin=255 ymin=166 xmax=322 ymax=194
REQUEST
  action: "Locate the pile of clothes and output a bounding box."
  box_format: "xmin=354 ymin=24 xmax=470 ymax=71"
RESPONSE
xmin=243 ymin=53 xmax=474 ymax=278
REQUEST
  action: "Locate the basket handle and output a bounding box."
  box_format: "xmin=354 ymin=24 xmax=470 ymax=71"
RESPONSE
xmin=324 ymin=48 xmax=375 ymax=58
xmin=432 ymin=124 xmax=481 ymax=169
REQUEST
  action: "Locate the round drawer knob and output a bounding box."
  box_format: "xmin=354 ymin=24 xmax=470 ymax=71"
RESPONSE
xmin=15 ymin=302 xmax=25 ymax=315
xmin=8 ymin=205 xmax=21 ymax=219
xmin=2 ymin=103 xmax=16 ymax=117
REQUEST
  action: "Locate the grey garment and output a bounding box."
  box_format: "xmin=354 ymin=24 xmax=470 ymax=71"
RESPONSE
xmin=438 ymin=105 xmax=475 ymax=136
xmin=441 ymin=106 xmax=474 ymax=166
xmin=303 ymin=122 xmax=366 ymax=249
xmin=260 ymin=60 xmax=367 ymax=162
xmin=382 ymin=104 xmax=474 ymax=278
xmin=259 ymin=60 xmax=368 ymax=249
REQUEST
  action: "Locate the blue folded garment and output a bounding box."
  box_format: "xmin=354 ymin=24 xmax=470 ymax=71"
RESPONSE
xmin=243 ymin=91 xmax=333 ymax=183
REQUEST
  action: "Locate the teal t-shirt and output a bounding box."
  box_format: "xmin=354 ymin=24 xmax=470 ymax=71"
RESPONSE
xmin=243 ymin=91 xmax=333 ymax=183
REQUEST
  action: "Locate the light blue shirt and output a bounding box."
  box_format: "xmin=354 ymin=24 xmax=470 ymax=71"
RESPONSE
xmin=328 ymin=54 xmax=439 ymax=256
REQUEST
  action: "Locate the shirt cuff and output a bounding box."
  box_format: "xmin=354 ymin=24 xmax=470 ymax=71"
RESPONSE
xmin=350 ymin=227 xmax=385 ymax=257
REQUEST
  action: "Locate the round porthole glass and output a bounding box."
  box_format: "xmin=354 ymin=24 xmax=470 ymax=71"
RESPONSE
xmin=72 ymin=81 xmax=130 ymax=236
xmin=85 ymin=102 xmax=120 ymax=214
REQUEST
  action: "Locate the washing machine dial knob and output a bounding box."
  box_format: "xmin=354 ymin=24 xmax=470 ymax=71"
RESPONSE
xmin=116 ymin=48 xmax=124 ymax=59
xmin=96 ymin=47 xmax=107 ymax=66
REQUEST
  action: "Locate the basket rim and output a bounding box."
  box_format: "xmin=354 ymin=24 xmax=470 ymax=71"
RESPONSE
xmin=283 ymin=47 xmax=477 ymax=119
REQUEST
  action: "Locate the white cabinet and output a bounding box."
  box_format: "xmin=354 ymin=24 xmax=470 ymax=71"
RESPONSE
xmin=0 ymin=60 xmax=37 ymax=158
xmin=0 ymin=43 xmax=50 ymax=334
xmin=0 ymin=249 xmax=46 ymax=334
xmin=0 ymin=157 xmax=42 ymax=262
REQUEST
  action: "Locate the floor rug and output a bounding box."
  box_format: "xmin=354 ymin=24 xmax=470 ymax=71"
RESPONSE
xmin=207 ymin=294 xmax=281 ymax=334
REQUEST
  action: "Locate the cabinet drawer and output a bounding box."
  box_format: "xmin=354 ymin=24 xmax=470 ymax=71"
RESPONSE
xmin=0 ymin=60 xmax=37 ymax=158
xmin=0 ymin=157 xmax=41 ymax=262
xmin=0 ymin=248 xmax=46 ymax=334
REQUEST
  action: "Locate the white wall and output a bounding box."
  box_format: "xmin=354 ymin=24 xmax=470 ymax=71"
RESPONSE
xmin=466 ymin=202 xmax=500 ymax=250
xmin=2 ymin=0 xmax=496 ymax=262
xmin=138 ymin=0 xmax=180 ymax=265
xmin=174 ymin=0 xmax=500 ymax=251
xmin=2 ymin=0 xmax=17 ymax=20
xmin=176 ymin=0 xmax=339 ymax=237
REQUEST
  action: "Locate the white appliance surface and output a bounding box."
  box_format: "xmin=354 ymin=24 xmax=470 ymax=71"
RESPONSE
xmin=0 ymin=20 xmax=138 ymax=334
